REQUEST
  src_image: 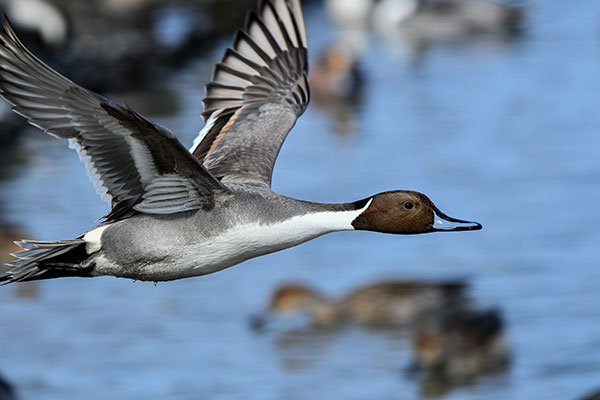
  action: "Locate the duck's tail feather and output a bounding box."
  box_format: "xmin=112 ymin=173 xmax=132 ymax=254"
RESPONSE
xmin=1 ymin=239 xmax=92 ymax=283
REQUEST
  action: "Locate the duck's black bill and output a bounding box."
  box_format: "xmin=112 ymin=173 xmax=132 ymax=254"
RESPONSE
xmin=430 ymin=208 xmax=482 ymax=232
xmin=248 ymin=312 xmax=273 ymax=332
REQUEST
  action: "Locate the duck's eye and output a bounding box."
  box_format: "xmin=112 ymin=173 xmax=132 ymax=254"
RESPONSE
xmin=404 ymin=202 xmax=414 ymax=210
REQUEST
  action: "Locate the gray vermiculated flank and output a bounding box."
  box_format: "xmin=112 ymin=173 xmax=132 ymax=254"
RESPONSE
xmin=193 ymin=0 xmax=310 ymax=187
xmin=0 ymin=16 xmax=230 ymax=220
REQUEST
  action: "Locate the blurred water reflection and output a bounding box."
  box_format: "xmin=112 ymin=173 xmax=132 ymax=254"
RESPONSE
xmin=0 ymin=0 xmax=600 ymax=399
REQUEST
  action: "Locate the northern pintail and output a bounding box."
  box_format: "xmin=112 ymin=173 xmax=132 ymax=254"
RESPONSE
xmin=0 ymin=0 xmax=481 ymax=284
xmin=255 ymin=280 xmax=469 ymax=327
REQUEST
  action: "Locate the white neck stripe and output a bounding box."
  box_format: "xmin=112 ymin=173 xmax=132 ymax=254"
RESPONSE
xmin=292 ymin=197 xmax=372 ymax=233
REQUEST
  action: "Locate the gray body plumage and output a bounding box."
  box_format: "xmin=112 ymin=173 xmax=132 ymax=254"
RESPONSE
xmin=95 ymin=188 xmax=359 ymax=281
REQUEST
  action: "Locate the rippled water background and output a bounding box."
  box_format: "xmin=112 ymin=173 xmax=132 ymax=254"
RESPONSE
xmin=1 ymin=1 xmax=600 ymax=399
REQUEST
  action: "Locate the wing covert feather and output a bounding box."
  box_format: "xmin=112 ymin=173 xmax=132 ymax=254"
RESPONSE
xmin=191 ymin=0 xmax=309 ymax=187
xmin=0 ymin=17 xmax=229 ymax=220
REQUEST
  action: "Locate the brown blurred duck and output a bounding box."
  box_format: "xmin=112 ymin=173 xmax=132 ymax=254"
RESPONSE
xmin=310 ymin=45 xmax=364 ymax=101
xmin=411 ymin=308 xmax=509 ymax=379
xmin=259 ymin=280 xmax=469 ymax=327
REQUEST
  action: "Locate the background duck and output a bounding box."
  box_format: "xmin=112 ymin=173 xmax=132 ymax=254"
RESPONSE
xmin=376 ymin=0 xmax=523 ymax=37
xmin=308 ymin=44 xmax=365 ymax=135
xmin=578 ymin=389 xmax=600 ymax=400
xmin=255 ymin=279 xmax=469 ymax=328
xmin=0 ymin=373 xmax=17 ymax=400
xmin=410 ymin=308 xmax=510 ymax=381
xmin=327 ymin=0 xmax=524 ymax=44
xmin=310 ymin=45 xmax=364 ymax=102
xmin=0 ymin=0 xmax=217 ymax=93
xmin=0 ymin=0 xmax=68 ymax=49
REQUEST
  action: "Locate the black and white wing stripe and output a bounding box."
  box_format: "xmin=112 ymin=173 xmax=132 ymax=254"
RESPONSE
xmin=190 ymin=0 xmax=309 ymax=187
xmin=0 ymin=17 xmax=229 ymax=220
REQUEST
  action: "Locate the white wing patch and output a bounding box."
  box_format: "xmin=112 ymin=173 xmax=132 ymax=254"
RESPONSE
xmin=190 ymin=110 xmax=220 ymax=154
xmin=68 ymin=138 xmax=112 ymax=204
xmin=125 ymin=135 xmax=158 ymax=185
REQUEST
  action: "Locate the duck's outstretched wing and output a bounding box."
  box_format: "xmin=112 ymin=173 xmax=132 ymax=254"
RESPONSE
xmin=190 ymin=0 xmax=309 ymax=187
xmin=0 ymin=17 xmax=229 ymax=221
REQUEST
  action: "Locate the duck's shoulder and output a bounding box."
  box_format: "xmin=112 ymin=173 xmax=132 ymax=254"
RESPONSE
xmin=220 ymin=184 xmax=313 ymax=223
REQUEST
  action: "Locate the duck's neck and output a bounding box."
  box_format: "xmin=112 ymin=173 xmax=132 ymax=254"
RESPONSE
xmin=291 ymin=197 xmax=373 ymax=233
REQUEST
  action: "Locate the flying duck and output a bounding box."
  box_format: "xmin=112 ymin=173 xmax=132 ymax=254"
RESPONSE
xmin=0 ymin=0 xmax=481 ymax=284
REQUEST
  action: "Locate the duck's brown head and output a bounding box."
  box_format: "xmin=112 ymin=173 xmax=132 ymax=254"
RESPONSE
xmin=266 ymin=284 xmax=339 ymax=326
xmin=250 ymin=284 xmax=328 ymax=331
xmin=269 ymin=284 xmax=328 ymax=314
xmin=351 ymin=191 xmax=482 ymax=234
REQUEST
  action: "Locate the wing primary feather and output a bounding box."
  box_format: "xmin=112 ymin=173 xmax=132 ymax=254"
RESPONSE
xmin=0 ymin=15 xmax=230 ymax=219
xmin=192 ymin=0 xmax=310 ymax=186
xmin=213 ymin=62 xmax=255 ymax=83
xmin=221 ymin=48 xmax=262 ymax=76
xmin=267 ymin=1 xmax=297 ymax=51
xmin=259 ymin=1 xmax=289 ymax=52
xmin=205 ymin=82 xmax=245 ymax=92
xmin=233 ymin=29 xmax=274 ymax=69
